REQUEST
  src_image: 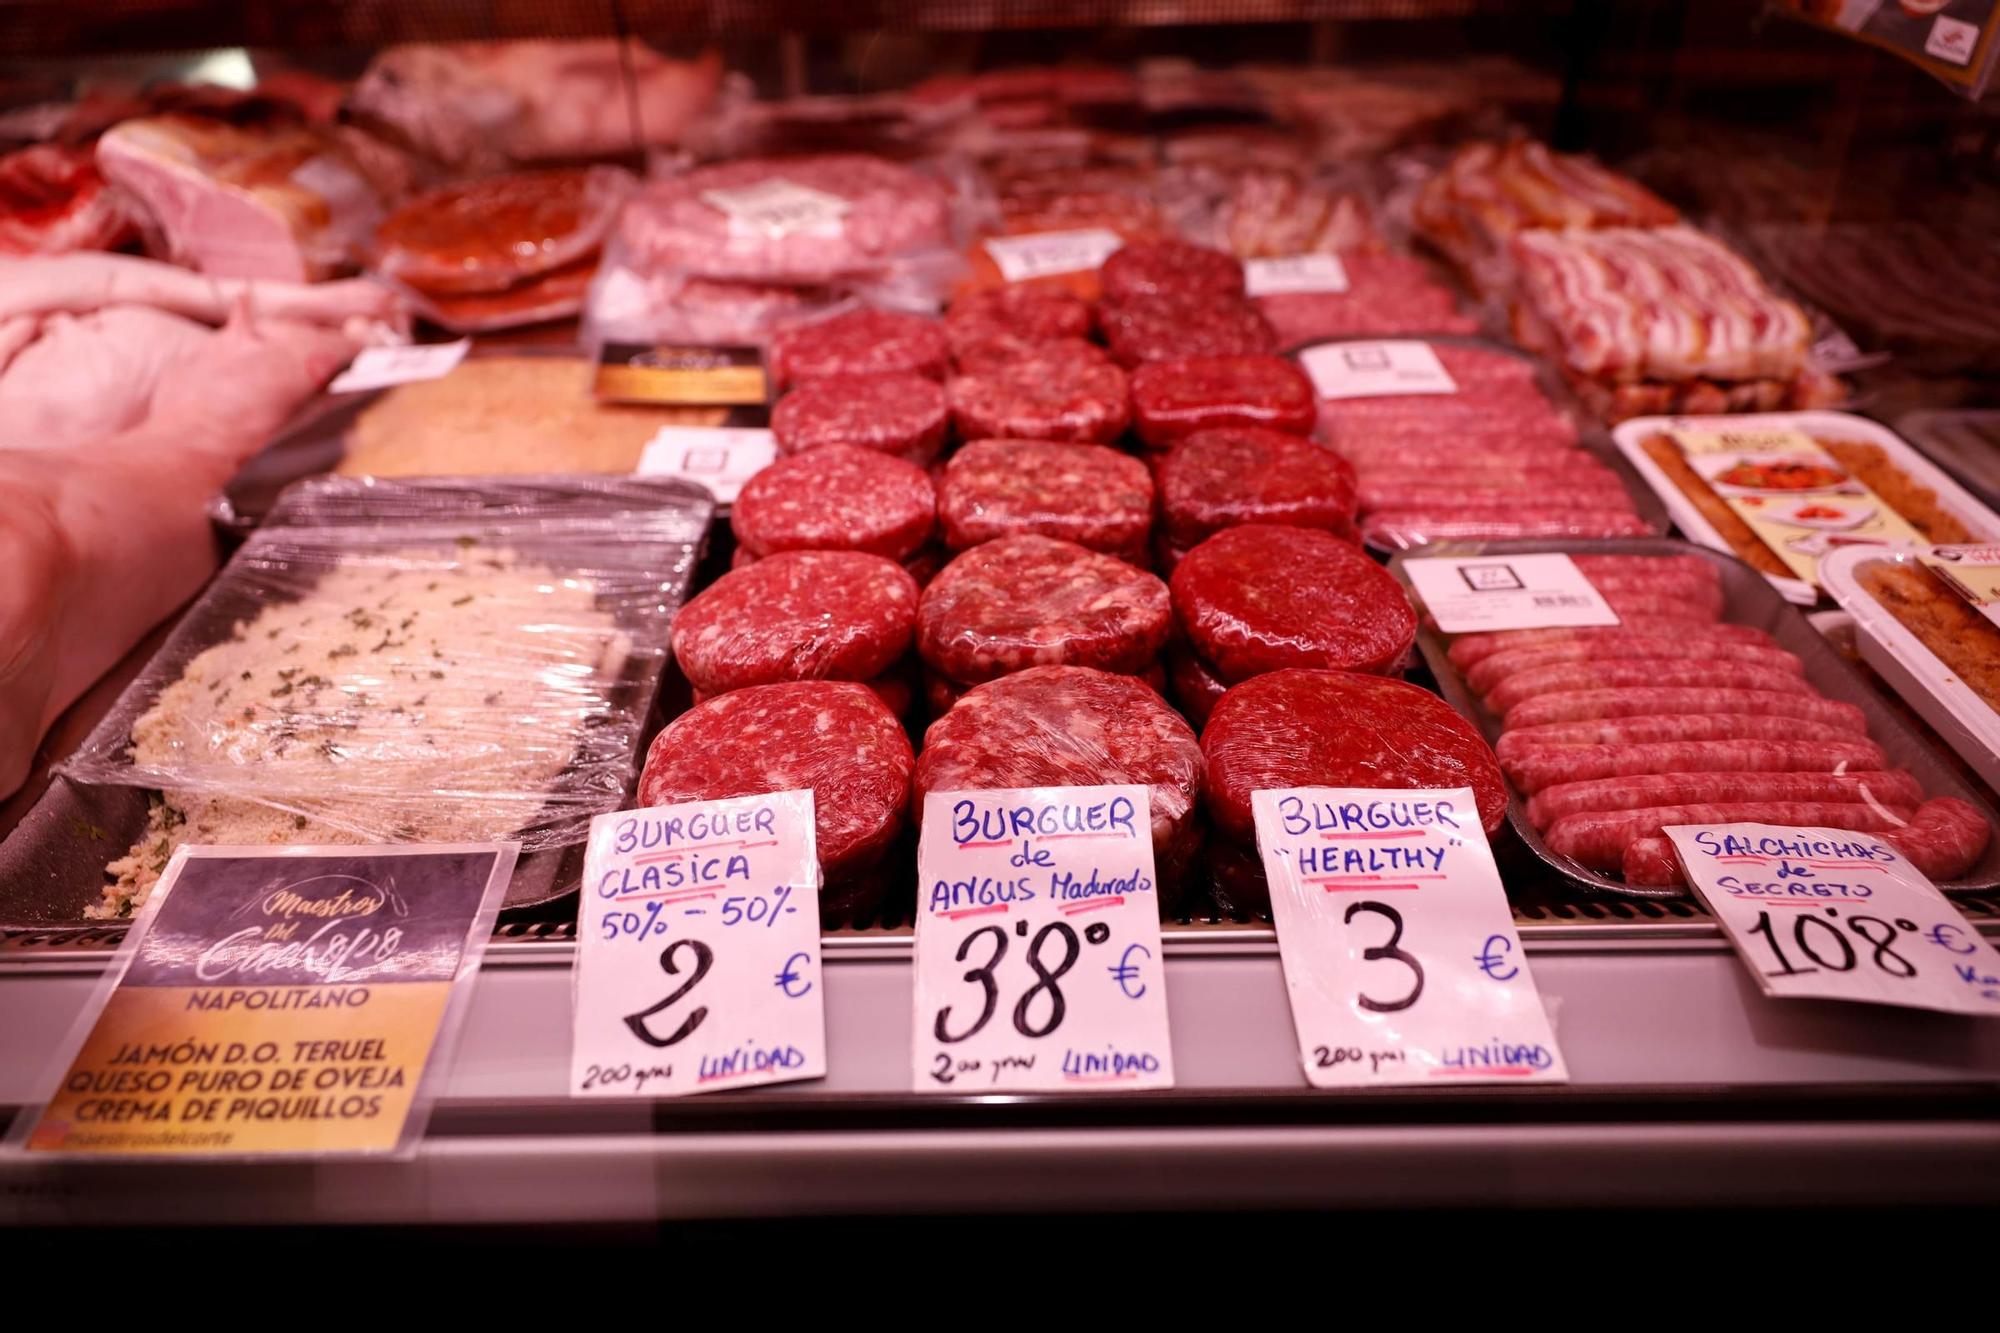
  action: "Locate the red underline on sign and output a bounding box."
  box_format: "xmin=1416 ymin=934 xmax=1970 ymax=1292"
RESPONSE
xmin=1308 ymin=876 xmax=1424 ymax=891
xmin=1321 ymin=830 xmax=1426 ymax=841
xmin=1805 ymin=859 xmax=1883 ymax=869
xmin=958 ymin=840 xmax=1012 ymax=849
xmin=1429 ymin=1066 xmax=1539 ymax=1078
xmin=1713 ymin=855 xmax=1772 ymax=864
xmin=634 ymin=838 xmax=779 ymax=865
xmin=1740 ymin=897 xmax=1874 ymax=907
xmin=613 ymin=889 xmax=719 ymax=904
xmin=1036 ymin=832 xmax=1122 ymax=840
xmin=941 ymin=904 xmax=1010 ymax=921
xmin=1063 ymin=1071 xmax=1141 ymax=1083
xmin=1060 ymin=896 xmax=1125 ymax=915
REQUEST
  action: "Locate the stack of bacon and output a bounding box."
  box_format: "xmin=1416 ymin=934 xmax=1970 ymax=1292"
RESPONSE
xmin=1316 ymin=341 xmax=1650 ymax=548
xmin=1452 ymin=554 xmax=1991 ymax=887
xmin=1509 ymin=224 xmax=1835 ymax=421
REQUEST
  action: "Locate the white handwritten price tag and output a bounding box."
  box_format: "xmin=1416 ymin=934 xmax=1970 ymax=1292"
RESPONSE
xmin=635 ymin=426 xmax=777 ymax=504
xmin=1299 ymin=339 xmax=1457 ymax=400
xmin=1254 ymin=788 xmax=1568 ymax=1087
xmin=1403 ymin=553 xmax=1621 ymax=633
xmin=982 ymin=228 xmax=1126 ymax=284
xmin=913 ymin=785 xmax=1174 ymax=1093
xmin=1668 ymin=824 xmax=2000 ymax=1015
xmin=702 ymin=178 xmax=851 ymax=238
xmin=570 ymin=793 xmax=826 ymax=1098
xmin=1244 ymin=253 xmax=1350 ymax=296
xmin=328 ymin=339 xmax=470 ymax=393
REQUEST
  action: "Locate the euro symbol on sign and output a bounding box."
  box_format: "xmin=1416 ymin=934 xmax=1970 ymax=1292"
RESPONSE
xmin=1110 ymin=943 xmax=1150 ymax=1000
xmin=1925 ymin=923 xmax=1977 ymax=956
xmin=775 ymin=952 xmax=813 ymax=998
xmin=1475 ymin=934 xmax=1519 ymax=982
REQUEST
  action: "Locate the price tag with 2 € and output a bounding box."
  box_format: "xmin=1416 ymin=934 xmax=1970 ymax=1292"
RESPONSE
xmin=1669 ymin=823 xmax=2000 ymax=1015
xmin=570 ymin=792 xmax=826 ymax=1098
xmin=1254 ymin=787 xmax=1568 ymax=1087
xmin=913 ymin=785 xmax=1175 ymax=1093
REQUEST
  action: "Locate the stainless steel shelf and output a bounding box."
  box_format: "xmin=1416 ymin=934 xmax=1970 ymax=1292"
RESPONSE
xmin=4 ymin=927 xmax=1997 ymax=1222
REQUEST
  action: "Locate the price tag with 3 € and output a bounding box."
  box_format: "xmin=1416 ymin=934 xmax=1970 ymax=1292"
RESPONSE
xmin=1668 ymin=824 xmax=2000 ymax=1015
xmin=913 ymin=786 xmax=1175 ymax=1093
xmin=1254 ymin=787 xmax=1568 ymax=1087
xmin=570 ymin=792 xmax=826 ymax=1098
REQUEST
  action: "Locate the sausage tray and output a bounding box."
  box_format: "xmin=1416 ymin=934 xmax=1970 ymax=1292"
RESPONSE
xmin=1391 ymin=535 xmax=2000 ymax=898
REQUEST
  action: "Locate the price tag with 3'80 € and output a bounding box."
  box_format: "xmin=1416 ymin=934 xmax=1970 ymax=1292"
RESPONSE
xmin=1254 ymin=787 xmax=1568 ymax=1088
xmin=1668 ymin=824 xmax=2000 ymax=1015
xmin=571 ymin=792 xmax=827 ymax=1098
xmin=913 ymin=786 xmax=1175 ymax=1093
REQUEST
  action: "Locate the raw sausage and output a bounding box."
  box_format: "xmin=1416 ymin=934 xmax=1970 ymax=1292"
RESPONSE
xmin=1449 ymin=622 xmax=1775 ymax=669
xmin=1494 ymin=713 xmax=1863 ymax=763
xmin=1465 ymin=638 xmax=1801 ymax=697
xmin=1526 ymin=769 xmax=1923 ymax=832
xmin=1504 ymin=688 xmax=1868 ymax=734
xmin=1884 ymin=798 xmax=1993 ymax=882
xmin=1483 ymin=661 xmax=1813 ymax=714
xmin=1503 ymin=737 xmax=1889 ymax=795
xmin=1547 ymin=802 xmax=1916 ymax=870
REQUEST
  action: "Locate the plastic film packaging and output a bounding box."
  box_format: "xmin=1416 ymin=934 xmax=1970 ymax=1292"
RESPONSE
xmin=946 ymin=344 xmax=1130 ymax=443
xmin=918 ymin=535 xmax=1172 ymax=684
xmin=732 ymin=443 xmax=937 ymax=560
xmin=373 ymin=165 xmax=634 ymax=296
xmin=1099 ymin=291 xmax=1277 ymax=367
xmin=1170 ymin=523 xmax=1415 ymax=682
xmin=914 ymin=666 xmax=1204 ymax=911
xmin=639 ymin=680 xmax=914 ymax=883
xmin=1097 ymin=238 xmax=1245 ymax=304
xmin=1130 ymin=354 xmax=1316 ymax=448
xmin=1157 ymin=426 xmax=1358 ymax=547
xmin=672 ymin=550 xmax=920 ymax=696
xmin=60 ymin=476 xmax=712 ymax=915
xmin=767 ymin=307 xmax=950 ymax=387
xmin=937 ymin=438 xmax=1152 ymax=555
xmin=770 ymin=372 xmax=950 ymax=464
xmin=943 ymin=284 xmax=1093 ymax=367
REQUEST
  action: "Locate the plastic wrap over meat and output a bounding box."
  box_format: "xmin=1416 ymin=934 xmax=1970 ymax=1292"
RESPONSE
xmin=937 ymin=438 xmax=1152 ymax=555
xmin=1099 ymin=292 xmax=1276 ymax=367
xmin=918 ymin=534 xmax=1172 ymax=684
xmin=1166 ymin=641 xmax=1228 ymax=730
xmin=61 ymin=477 xmax=714 ymax=856
xmin=771 ymin=372 xmax=950 ymax=464
xmin=732 ymin=443 xmax=937 ymax=560
xmin=947 ymin=345 xmax=1130 ymax=443
xmin=1255 ymin=252 xmax=1476 ymax=346
xmin=915 ymin=665 xmax=1203 ymax=908
xmin=1097 ymin=238 xmax=1244 ymax=304
xmin=405 ymin=257 xmax=597 ymax=333
xmin=1158 ymin=427 xmax=1358 ymax=546
xmin=944 ymin=284 xmax=1093 ymax=367
xmin=672 ymin=550 xmax=919 ymax=695
xmin=619 ymin=154 xmax=955 ymax=283
xmin=768 ymin=307 xmax=949 ymax=386
xmin=639 ymin=680 xmax=913 ymax=879
xmin=1201 ymin=668 xmax=1508 ymax=845
xmin=583 ymin=262 xmax=847 ymax=347
xmin=373 ymin=166 xmax=632 ymax=295
xmin=1171 ymin=523 xmax=1414 ymax=682
xmin=1130 ymin=354 xmax=1316 ymax=448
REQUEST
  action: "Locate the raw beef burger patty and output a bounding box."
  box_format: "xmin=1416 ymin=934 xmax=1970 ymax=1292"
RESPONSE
xmin=1099 ymin=292 xmax=1276 ymax=367
xmin=915 ymin=665 xmax=1204 ymax=904
xmin=1158 ymin=426 xmax=1358 ymax=546
xmin=945 ymin=285 xmax=1093 ymax=366
xmin=937 ymin=438 xmax=1152 ymax=554
xmin=771 ymin=372 xmax=949 ymax=464
xmin=947 ymin=346 xmax=1130 ymax=443
xmin=919 ymin=534 xmax=1172 ymax=683
xmin=639 ymin=681 xmax=914 ymax=880
xmin=1202 ymin=668 xmax=1509 ymax=845
xmin=1129 ymin=355 xmax=1315 ymax=447
xmin=1098 ymin=239 xmax=1244 ymax=304
xmin=672 ymin=550 xmax=919 ymax=695
xmin=769 ymin=308 xmax=949 ymax=387
xmin=732 ymin=444 xmax=936 ymax=560
xmin=1171 ymin=523 xmax=1414 ymax=681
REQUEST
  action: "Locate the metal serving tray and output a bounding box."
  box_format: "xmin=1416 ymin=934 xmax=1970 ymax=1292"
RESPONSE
xmin=1390 ymin=535 xmax=2000 ymax=898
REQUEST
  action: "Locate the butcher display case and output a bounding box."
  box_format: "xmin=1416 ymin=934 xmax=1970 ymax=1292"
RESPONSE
xmin=4 ymin=0 xmax=2000 ymax=1224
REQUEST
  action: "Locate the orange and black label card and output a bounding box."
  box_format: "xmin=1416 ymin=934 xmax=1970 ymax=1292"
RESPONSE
xmin=595 ymin=342 xmax=769 ymax=406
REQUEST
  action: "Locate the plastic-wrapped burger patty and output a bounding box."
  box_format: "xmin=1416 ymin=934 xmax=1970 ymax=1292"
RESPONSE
xmin=937 ymin=438 xmax=1152 ymax=557
xmin=732 ymin=444 xmax=937 ymax=561
xmin=924 ymin=658 xmax=1167 ymax=719
xmin=919 ymin=534 xmax=1172 ymax=685
xmin=1199 ymin=668 xmax=1507 ymax=913
xmin=768 ymin=308 xmax=950 ymax=388
xmin=639 ymin=681 xmax=915 ymax=917
xmin=944 ymin=285 xmax=1094 ymax=368
xmin=947 ymin=342 xmax=1130 ymax=443
xmin=672 ymin=550 xmax=919 ymax=695
xmin=1099 ymin=292 xmax=1277 ymax=367
xmin=374 ymin=166 xmax=631 ymax=295
xmin=1170 ymin=523 xmax=1413 ymax=681
xmin=1130 ymin=355 xmax=1316 ymax=448
xmin=771 ymin=372 xmax=950 ymax=465
xmin=1098 ymin=239 xmax=1245 ymax=304
xmin=1165 ymin=641 xmax=1229 ymax=730
xmin=915 ymin=665 xmax=1205 ymax=912
xmin=1158 ymin=426 xmax=1358 ymax=547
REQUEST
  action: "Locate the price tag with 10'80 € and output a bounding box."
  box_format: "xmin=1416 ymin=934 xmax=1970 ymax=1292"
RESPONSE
xmin=1254 ymin=788 xmax=1568 ymax=1087
xmin=1668 ymin=824 xmax=2000 ymax=1015
xmin=914 ymin=786 xmax=1175 ymax=1092
xmin=570 ymin=792 xmax=826 ymax=1098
